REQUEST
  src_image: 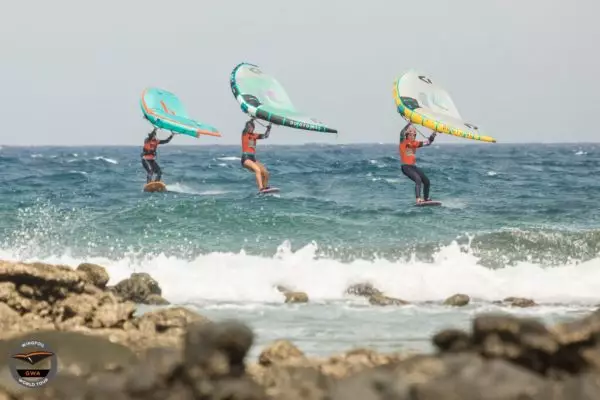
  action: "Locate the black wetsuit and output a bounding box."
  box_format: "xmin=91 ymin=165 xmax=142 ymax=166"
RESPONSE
xmin=141 ymin=134 xmax=173 ymax=183
xmin=401 ymin=164 xmax=430 ymax=200
xmin=141 ymin=159 xmax=162 ymax=183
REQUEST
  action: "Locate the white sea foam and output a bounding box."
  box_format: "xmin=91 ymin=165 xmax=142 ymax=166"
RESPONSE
xmin=1 ymin=241 xmax=599 ymax=306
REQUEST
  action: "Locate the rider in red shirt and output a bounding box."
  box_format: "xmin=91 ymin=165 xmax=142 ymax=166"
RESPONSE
xmin=241 ymin=118 xmax=271 ymax=192
xmin=141 ymin=128 xmax=174 ymax=183
xmin=399 ymin=123 xmax=436 ymax=203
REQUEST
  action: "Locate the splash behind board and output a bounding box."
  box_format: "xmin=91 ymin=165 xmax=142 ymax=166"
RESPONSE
xmin=144 ymin=181 xmax=167 ymax=192
xmin=415 ymin=200 xmax=441 ymax=207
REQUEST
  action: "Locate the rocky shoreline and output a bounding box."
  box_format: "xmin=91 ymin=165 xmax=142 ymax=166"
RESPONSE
xmin=0 ymin=259 xmax=598 ymax=399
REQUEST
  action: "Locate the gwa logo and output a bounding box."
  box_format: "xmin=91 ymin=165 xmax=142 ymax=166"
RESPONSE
xmin=464 ymin=123 xmax=479 ymax=130
xmin=418 ymin=75 xmax=432 ymax=84
xmin=9 ymin=340 xmax=58 ymax=388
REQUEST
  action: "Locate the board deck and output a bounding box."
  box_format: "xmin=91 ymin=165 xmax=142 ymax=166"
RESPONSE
xmin=415 ymin=200 xmax=442 ymax=207
xmin=144 ymin=181 xmax=167 ymax=192
xmin=258 ymin=187 xmax=280 ymax=194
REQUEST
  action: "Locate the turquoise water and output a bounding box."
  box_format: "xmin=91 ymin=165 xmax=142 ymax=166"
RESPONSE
xmin=1 ymin=143 xmax=599 ymax=356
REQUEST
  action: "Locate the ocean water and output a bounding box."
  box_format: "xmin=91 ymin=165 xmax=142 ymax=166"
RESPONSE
xmin=0 ymin=143 xmax=599 ymax=358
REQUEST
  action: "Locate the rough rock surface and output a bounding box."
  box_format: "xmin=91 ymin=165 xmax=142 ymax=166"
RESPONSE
xmin=110 ymin=272 xmax=170 ymax=305
xmin=502 ymin=296 xmax=538 ymax=307
xmin=2 ymin=259 xmax=600 ymax=399
xmin=259 ymin=340 xmax=306 ymax=366
xmin=76 ymin=263 xmax=110 ymax=289
xmin=8 ymin=308 xmax=600 ymax=399
xmin=275 ymin=285 xmax=309 ymax=304
xmin=346 ymin=282 xmax=411 ymax=306
xmin=345 ymin=282 xmax=382 ymax=297
xmin=0 ymin=260 xmax=207 ymax=355
xmin=444 ymin=293 xmax=470 ymax=307
xmin=368 ymin=294 xmax=409 ymax=306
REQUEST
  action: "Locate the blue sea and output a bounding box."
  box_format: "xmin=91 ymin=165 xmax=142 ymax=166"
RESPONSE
xmin=1 ymin=143 xmax=599 ymax=357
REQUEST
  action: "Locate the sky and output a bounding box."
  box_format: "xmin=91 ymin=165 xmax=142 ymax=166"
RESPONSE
xmin=1 ymin=0 xmax=598 ymax=146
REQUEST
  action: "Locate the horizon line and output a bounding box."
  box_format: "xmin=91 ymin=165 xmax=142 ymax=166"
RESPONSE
xmin=1 ymin=141 xmax=598 ymax=147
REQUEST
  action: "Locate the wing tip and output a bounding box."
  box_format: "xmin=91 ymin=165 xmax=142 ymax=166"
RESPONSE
xmin=196 ymin=129 xmax=222 ymax=137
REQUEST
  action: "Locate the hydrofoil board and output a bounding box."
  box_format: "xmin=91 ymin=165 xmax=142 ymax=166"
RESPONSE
xmin=144 ymin=181 xmax=167 ymax=192
xmin=258 ymin=187 xmax=280 ymax=195
xmin=415 ymin=200 xmax=441 ymax=207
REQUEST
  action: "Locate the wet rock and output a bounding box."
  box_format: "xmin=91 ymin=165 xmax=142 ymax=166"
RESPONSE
xmin=504 ymin=296 xmax=538 ymax=307
xmin=184 ymin=320 xmax=254 ymax=380
xmin=472 ymin=313 xmax=559 ymax=374
xmin=551 ymin=308 xmax=600 ymax=346
xmin=0 ymin=302 xmax=24 ymax=335
xmin=93 ymin=301 xmax=137 ymax=328
xmin=0 ymin=282 xmax=34 ymax=313
xmin=51 ymin=291 xmax=137 ymax=330
xmin=136 ymin=306 xmax=209 ymax=333
xmin=332 ymin=353 xmax=547 ymax=400
xmin=125 ymin=347 xmax=182 ymax=394
xmin=259 ymin=339 xmax=305 ymax=366
xmin=179 ymin=320 xmax=262 ymax=399
xmin=320 ymin=348 xmax=404 ymax=379
xmin=368 ymin=294 xmax=409 ymax=306
xmin=16 ymin=320 xmax=264 ymax=399
xmin=444 ymin=293 xmax=470 ymax=307
xmin=0 ymin=260 xmax=206 ymax=356
xmin=28 ymin=375 xmax=101 ymax=400
xmin=536 ymin=373 xmax=600 ymax=400
xmin=17 ymin=283 xmax=36 ymax=297
xmin=413 ymin=357 xmax=547 ymax=400
xmin=275 ymin=285 xmax=309 ymax=304
xmin=330 ymin=354 xmax=462 ymax=400
xmin=548 ymin=308 xmax=600 ymax=374
xmin=346 ymin=282 xmax=382 ymax=297
xmin=330 ymin=366 xmax=405 ymax=400
xmin=259 ymin=365 xmax=333 ymax=400
xmin=284 ymin=291 xmax=309 ymax=303
xmin=251 ymin=345 xmax=406 ymax=384
xmin=82 ymin=307 xmax=212 ymax=354
xmin=76 ymin=262 xmax=110 ymax=288
xmin=211 ymin=376 xmax=268 ymax=400
xmin=388 ymin=353 xmax=452 ymax=385
xmin=13 ymin=258 xmax=600 ymax=399
xmin=0 ymin=260 xmax=83 ymax=289
xmin=433 ymin=329 xmax=472 ymax=353
xmin=112 ymin=272 xmax=170 ymax=305
xmin=57 ymin=293 xmax=98 ymax=321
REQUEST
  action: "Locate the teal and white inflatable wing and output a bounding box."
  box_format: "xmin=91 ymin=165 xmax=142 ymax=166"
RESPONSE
xmin=230 ymin=62 xmax=337 ymax=134
xmin=140 ymin=88 xmax=221 ymax=138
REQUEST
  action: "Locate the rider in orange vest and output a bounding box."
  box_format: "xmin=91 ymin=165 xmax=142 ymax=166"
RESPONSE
xmin=399 ymin=123 xmax=436 ymax=203
xmin=141 ymin=128 xmax=174 ymax=183
xmin=241 ymin=118 xmax=272 ymax=191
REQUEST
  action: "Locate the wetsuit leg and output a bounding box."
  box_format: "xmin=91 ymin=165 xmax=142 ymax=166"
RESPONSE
xmin=141 ymin=159 xmax=153 ymax=183
xmin=150 ymin=160 xmax=162 ymax=182
xmin=401 ymin=165 xmax=422 ymax=198
xmin=414 ymin=167 xmax=430 ymax=200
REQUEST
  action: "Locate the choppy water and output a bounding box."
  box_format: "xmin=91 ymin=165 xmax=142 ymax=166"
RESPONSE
xmin=1 ymin=143 xmax=599 ymax=357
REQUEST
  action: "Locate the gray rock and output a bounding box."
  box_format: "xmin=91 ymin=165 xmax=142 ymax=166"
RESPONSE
xmin=444 ymin=293 xmax=470 ymax=307
xmin=76 ymin=263 xmax=110 ymax=289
